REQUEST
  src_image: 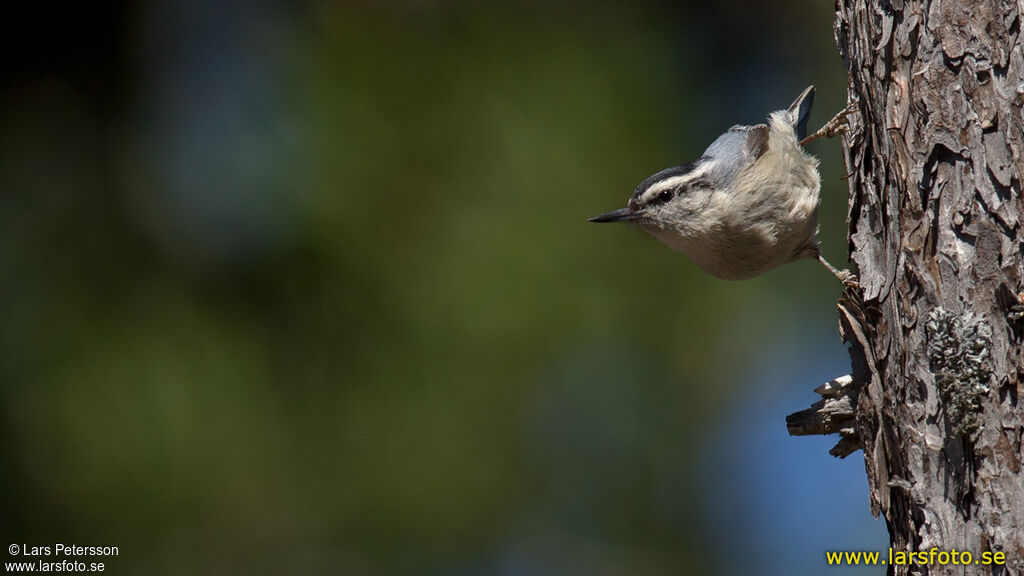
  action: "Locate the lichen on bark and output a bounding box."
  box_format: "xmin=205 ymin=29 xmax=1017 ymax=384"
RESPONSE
xmin=924 ymin=307 xmax=993 ymax=436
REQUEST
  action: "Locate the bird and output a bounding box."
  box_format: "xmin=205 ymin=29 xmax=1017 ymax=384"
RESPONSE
xmin=589 ymin=86 xmax=857 ymax=285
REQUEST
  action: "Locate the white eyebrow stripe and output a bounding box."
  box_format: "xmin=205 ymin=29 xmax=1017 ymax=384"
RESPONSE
xmin=640 ymin=164 xmax=711 ymax=202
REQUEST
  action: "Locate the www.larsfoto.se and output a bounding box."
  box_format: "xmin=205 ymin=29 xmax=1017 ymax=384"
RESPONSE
xmin=827 ymin=548 xmax=1006 ymax=566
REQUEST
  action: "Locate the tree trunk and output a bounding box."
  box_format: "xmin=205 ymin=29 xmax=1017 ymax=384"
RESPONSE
xmin=795 ymin=0 xmax=1024 ymax=573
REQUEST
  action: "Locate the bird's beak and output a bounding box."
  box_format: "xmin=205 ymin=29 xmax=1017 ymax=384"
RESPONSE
xmin=588 ymin=207 xmax=635 ymax=223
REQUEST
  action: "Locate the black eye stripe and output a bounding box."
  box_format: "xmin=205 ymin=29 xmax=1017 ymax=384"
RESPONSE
xmin=642 ymin=175 xmax=713 ymax=207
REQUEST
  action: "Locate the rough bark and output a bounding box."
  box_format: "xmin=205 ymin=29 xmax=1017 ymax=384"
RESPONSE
xmin=787 ymin=375 xmax=862 ymax=457
xmin=793 ymin=0 xmax=1024 ymax=573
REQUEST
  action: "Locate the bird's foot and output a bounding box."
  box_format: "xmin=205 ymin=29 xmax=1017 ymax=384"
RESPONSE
xmin=836 ymin=269 xmax=860 ymax=289
xmin=817 ymin=253 xmax=860 ymax=289
xmin=800 ymin=101 xmax=859 ymax=146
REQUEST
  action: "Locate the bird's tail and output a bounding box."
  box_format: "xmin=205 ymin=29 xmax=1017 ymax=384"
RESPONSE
xmin=786 ymin=86 xmax=815 ymax=141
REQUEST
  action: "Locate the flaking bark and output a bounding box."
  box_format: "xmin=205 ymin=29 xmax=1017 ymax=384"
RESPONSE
xmin=792 ymin=0 xmax=1024 ymax=573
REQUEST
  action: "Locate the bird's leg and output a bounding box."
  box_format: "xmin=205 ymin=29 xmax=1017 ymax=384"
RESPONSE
xmin=800 ymin=101 xmax=859 ymax=146
xmin=817 ymin=252 xmax=860 ymax=288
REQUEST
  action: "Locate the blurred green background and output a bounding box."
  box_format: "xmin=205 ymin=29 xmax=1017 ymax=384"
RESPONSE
xmin=0 ymin=1 xmax=886 ymax=574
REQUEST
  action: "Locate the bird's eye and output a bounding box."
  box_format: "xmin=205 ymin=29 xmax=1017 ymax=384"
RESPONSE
xmin=658 ymin=190 xmax=673 ymax=203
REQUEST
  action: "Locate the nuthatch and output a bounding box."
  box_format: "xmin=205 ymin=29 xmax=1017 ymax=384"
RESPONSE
xmin=590 ymin=86 xmax=856 ymax=285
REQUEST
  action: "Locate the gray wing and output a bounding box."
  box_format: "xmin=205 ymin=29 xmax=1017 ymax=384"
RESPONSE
xmin=700 ymin=124 xmax=769 ymax=186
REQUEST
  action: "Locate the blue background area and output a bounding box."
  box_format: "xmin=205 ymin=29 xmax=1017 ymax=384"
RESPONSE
xmin=0 ymin=1 xmax=888 ymax=573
